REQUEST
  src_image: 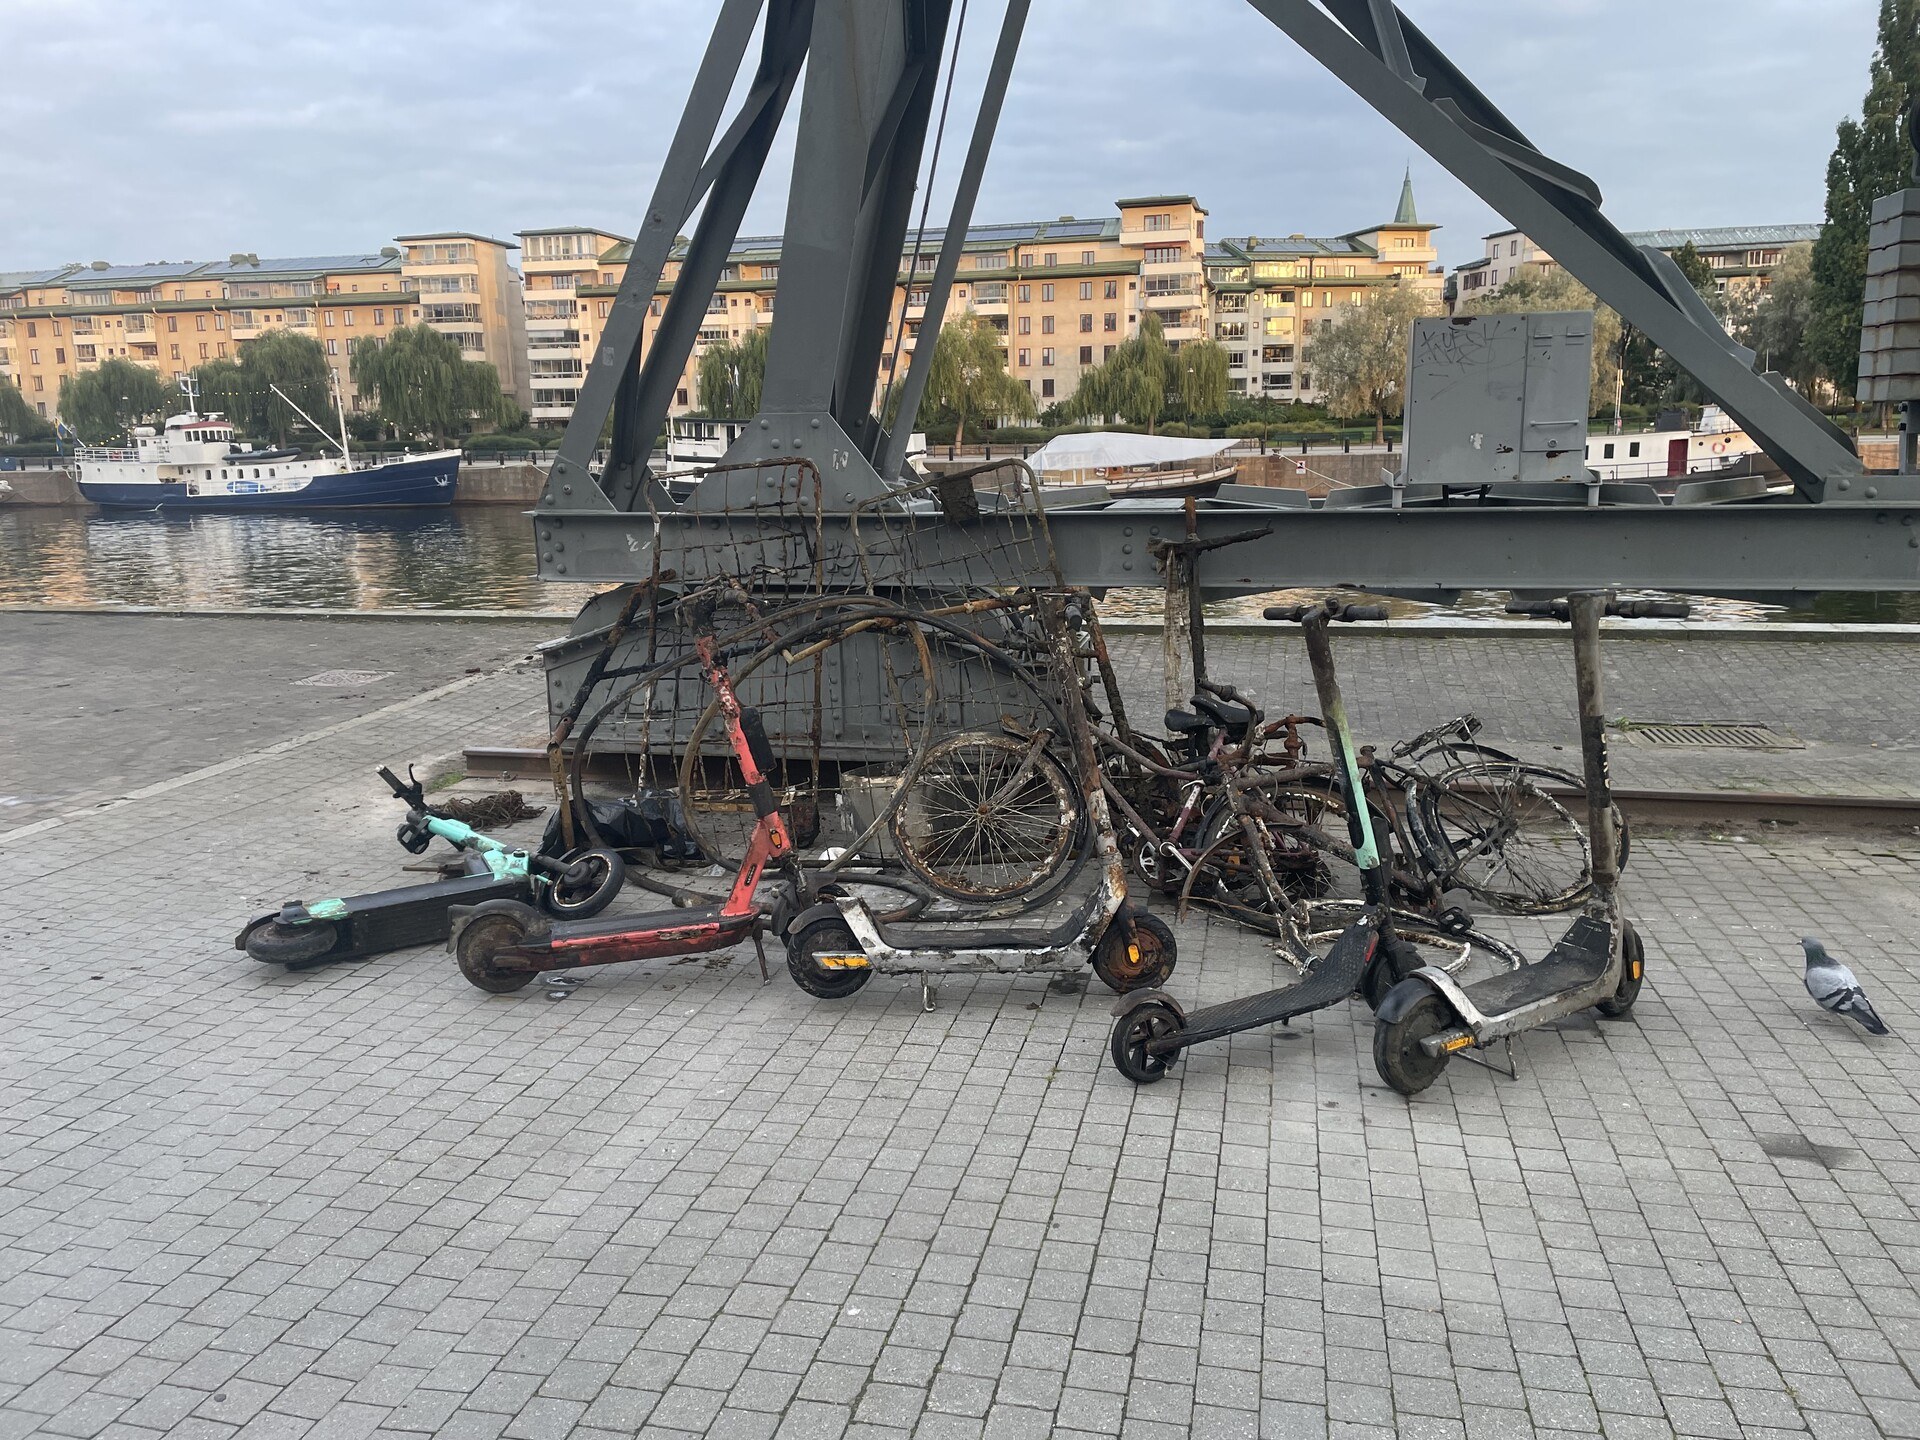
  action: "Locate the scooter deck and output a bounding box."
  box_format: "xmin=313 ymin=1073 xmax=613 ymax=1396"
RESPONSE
xmin=1155 ymin=921 xmax=1377 ymax=1053
xmin=1459 ymin=915 xmax=1610 ymax=1013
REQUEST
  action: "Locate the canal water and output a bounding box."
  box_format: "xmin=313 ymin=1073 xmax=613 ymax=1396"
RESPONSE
xmin=3 ymin=505 xmax=1917 ymax=624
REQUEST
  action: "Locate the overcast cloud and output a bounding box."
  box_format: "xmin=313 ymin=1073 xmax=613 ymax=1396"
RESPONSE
xmin=0 ymin=0 xmax=1881 ymax=273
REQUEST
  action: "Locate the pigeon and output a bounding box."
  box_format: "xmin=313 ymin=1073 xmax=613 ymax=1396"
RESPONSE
xmin=1802 ymin=938 xmax=1892 ymax=1036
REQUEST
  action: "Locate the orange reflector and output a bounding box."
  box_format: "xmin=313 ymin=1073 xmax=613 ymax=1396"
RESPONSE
xmin=818 ymin=953 xmax=871 ymax=970
xmin=1442 ymin=1034 xmax=1476 ymax=1053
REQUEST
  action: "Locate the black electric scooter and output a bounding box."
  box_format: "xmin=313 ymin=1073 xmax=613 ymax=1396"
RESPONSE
xmin=1108 ymin=600 xmax=1440 ymax=1082
xmin=1368 ymin=592 xmax=1678 ymax=1094
xmin=237 ymin=765 xmax=624 ymax=969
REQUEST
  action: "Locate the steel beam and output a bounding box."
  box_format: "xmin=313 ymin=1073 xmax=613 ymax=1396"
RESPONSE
xmin=530 ymin=501 xmax=1920 ymax=595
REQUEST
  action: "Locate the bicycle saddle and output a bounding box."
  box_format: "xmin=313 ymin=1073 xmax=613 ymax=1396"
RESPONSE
xmin=1163 ymin=708 xmax=1210 ymax=735
xmin=1190 ymin=694 xmax=1253 ymax=735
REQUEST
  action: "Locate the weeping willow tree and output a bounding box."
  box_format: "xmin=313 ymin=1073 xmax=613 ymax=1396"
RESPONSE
xmin=188 ymin=330 xmax=332 ymax=446
xmin=924 ymin=311 xmax=1034 ymax=445
xmin=1065 ymin=313 xmax=1225 ymax=432
xmin=1176 ymin=338 xmax=1230 ymax=422
xmin=349 ymin=324 xmax=511 ymax=442
xmin=56 ymin=359 xmax=171 ymax=444
xmin=1305 ymin=283 xmax=1436 ymax=443
xmin=0 ymin=377 xmax=52 ymax=441
xmin=695 ymin=326 xmax=769 ymax=418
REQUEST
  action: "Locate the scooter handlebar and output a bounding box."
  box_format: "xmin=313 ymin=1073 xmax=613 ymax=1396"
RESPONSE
xmin=1263 ymin=600 xmax=1388 ymax=624
xmin=1504 ymin=597 xmax=1693 ymax=622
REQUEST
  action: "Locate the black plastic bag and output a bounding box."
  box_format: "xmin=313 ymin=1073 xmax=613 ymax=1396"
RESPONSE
xmin=540 ymin=790 xmax=707 ymax=863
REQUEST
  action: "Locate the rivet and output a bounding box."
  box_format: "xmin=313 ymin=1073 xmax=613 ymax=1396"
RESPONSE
xmin=556 ymin=564 xmax=568 ymax=574
xmin=1123 ymin=562 xmax=1133 ymax=572
xmin=541 ymin=551 xmax=552 ymax=561
xmin=554 ymin=542 xmax=564 ymax=552
xmin=1866 ymin=486 xmax=1879 ymax=499
xmin=1838 ymin=477 xmax=1852 ymax=490
xmin=810 ymin=418 xmax=821 ymax=429
xmin=1122 ymin=526 xmax=1134 ymax=537
xmin=1910 ymin=536 xmax=1919 ymax=549
xmin=759 ymin=419 xmax=770 ymax=429
xmin=540 ymin=529 xmax=551 ymax=540
xmin=562 ymin=484 xmax=572 ymax=495
xmin=1121 ymin=544 xmax=1133 ymax=555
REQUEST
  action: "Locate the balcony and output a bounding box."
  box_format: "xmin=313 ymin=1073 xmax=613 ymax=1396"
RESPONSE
xmin=1161 ymin=322 xmax=1202 ymax=343
xmin=1143 ymin=288 xmax=1198 ymax=309
xmin=1119 ymin=225 xmax=1192 ymax=244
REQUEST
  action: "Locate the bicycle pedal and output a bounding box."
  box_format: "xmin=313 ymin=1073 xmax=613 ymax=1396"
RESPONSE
xmin=1434 ymin=907 xmax=1475 ymax=936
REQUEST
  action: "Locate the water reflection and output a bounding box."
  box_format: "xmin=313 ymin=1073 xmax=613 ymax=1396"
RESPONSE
xmin=2 ymin=506 xmax=1916 ymax=623
xmin=0 ymin=507 xmax=598 ymax=612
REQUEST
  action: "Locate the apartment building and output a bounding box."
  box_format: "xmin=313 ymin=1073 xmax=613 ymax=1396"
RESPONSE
xmin=0 ymin=253 xmax=420 ymax=420
xmin=517 ymin=227 xmax=628 ymax=425
xmin=566 ymin=195 xmax=1218 ymax=427
xmin=1454 ymin=227 xmax=1556 ymax=302
xmin=394 ymin=233 xmax=530 ymax=407
xmin=1207 ymin=176 xmax=1442 ymax=403
xmin=1453 ymin=223 xmax=1819 ymax=304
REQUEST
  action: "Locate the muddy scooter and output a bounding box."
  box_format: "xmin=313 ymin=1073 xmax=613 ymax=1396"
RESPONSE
xmin=1107 ymin=599 xmax=1457 ymax=1082
xmin=1368 ymin=592 xmax=1673 ymax=1094
xmin=784 ymin=592 xmax=1179 ymax=1011
xmin=446 ymin=635 xmax=804 ymax=993
xmin=237 ymin=767 xmax=625 ymax=969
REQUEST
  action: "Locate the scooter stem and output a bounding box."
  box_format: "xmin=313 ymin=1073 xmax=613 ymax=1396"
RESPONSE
xmin=1567 ymin=593 xmax=1621 ymax=909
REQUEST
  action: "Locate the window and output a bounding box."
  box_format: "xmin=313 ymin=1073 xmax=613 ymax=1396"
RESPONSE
xmin=1041 ymin=378 xmax=1054 ymax=398
xmin=1078 ymin=314 xmax=1093 ymax=333
xmin=1629 ymin=441 xmax=1641 ymax=458
xmin=1344 ymin=266 xmax=1356 ymax=278
xmin=1040 ymin=347 xmax=1054 ymax=366
xmin=374 ymin=308 xmax=384 ymax=325
xmin=1104 ymin=312 xmax=1117 ymax=332
xmin=199 ymin=343 xmax=209 ymax=359
xmin=1041 ymin=283 xmax=1054 ymax=302
xmin=51 ymin=320 xmax=61 ymax=336
xmin=1018 ymin=252 xmax=1034 ymax=267
xmin=1301 ymin=292 xmax=1313 ymax=308
xmin=1263 ymin=317 xmax=1292 ymax=336
xmin=1263 ymin=345 xmax=1294 ymax=363
xmin=218 ymin=342 xmax=227 ymax=356
xmin=1017 ymin=284 xmax=1030 ymax=303
xmin=1510 ymin=240 xmax=1519 ymax=256
xmin=196 ymin=316 xmax=206 ymax=331
xmin=1103 ymin=345 xmax=1116 ymax=360
xmin=31 ymin=376 xmax=42 ymax=392
xmin=1018 ymin=316 xmax=1030 ymax=335
xmin=1253 ymin=262 xmax=1292 ymax=280
xmin=598 ymin=302 xmax=610 ymax=319
xmin=1215 ymin=322 xmax=1246 ymax=341
xmin=54 ymin=348 xmax=64 ymax=364
xmin=1603 ymin=443 xmax=1615 ymax=460
xmin=1043 ymin=253 xmax=1057 ymax=266
xmin=974 ymin=252 xmax=1007 ymax=269
xmin=1323 ymin=292 xmax=1333 ymax=308
xmin=1017 ymin=348 xmax=1030 ymax=366
xmin=25 ymin=323 xmax=35 ymax=338
xmin=1041 ymin=316 xmax=1054 ymax=335
xmin=343 ymin=311 xmax=353 ymax=327
xmin=1078 ymin=346 xmax=1093 ymax=365
xmin=75 ymin=344 xmax=95 ymax=361
xmin=326 ymin=338 xmax=338 ymax=356
xmin=1144 ymin=213 xmax=1171 ymax=231
xmin=167 ymin=316 xmax=177 ymax=333
xmin=1079 ymin=281 xmax=1093 ymax=301
xmin=1080 ymin=251 xmax=1095 ymax=265
xmin=169 ymin=344 xmax=180 ymax=361
xmin=28 ymin=348 xmax=38 ymax=363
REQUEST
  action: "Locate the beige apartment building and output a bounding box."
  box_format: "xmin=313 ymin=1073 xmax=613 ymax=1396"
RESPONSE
xmin=0 ymin=253 xmax=422 ymax=421
xmin=516 ymin=227 xmax=626 ymax=425
xmin=394 ymin=232 xmax=530 ymax=407
xmin=1453 ymin=223 xmax=1820 ymax=304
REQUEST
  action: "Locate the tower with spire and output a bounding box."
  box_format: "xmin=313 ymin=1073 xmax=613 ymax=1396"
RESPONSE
xmin=1394 ymin=165 xmax=1420 ymax=227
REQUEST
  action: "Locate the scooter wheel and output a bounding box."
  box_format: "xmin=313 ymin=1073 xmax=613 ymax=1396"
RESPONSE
xmin=1091 ymin=910 xmax=1178 ymax=993
xmin=785 ymin=917 xmax=873 ymax=1000
xmin=541 ymin=848 xmax=626 ymax=919
xmin=245 ymin=921 xmax=340 ymax=966
xmin=1372 ymin=987 xmax=1456 ymax=1096
xmin=1594 ymin=922 xmax=1645 ymax=1019
xmin=456 ymin=913 xmax=536 ymax=994
xmin=1109 ymin=1001 xmax=1183 ymax=1085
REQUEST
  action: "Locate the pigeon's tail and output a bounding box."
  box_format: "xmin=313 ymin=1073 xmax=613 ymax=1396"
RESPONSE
xmin=1839 ymin=990 xmax=1892 ymax=1036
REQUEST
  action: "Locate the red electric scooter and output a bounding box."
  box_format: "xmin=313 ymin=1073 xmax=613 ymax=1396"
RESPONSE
xmin=446 ymin=634 xmax=803 ymax=992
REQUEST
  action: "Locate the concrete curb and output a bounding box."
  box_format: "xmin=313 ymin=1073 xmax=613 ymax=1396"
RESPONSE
xmin=5 ymin=604 xmax=1920 ymax=642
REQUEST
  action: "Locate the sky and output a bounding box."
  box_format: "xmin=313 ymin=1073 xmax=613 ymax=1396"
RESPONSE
xmin=0 ymin=0 xmax=1883 ymax=275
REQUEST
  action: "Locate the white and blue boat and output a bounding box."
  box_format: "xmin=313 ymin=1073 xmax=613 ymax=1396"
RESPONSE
xmin=75 ymin=407 xmax=460 ymax=511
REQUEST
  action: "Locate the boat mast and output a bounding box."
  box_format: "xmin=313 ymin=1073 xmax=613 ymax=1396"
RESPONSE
xmin=268 ymin=383 xmax=350 ymax=461
xmin=330 ymin=369 xmax=352 ymax=469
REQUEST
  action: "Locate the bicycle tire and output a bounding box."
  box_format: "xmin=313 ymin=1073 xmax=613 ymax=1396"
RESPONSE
xmin=1413 ymin=759 xmax=1592 ymax=915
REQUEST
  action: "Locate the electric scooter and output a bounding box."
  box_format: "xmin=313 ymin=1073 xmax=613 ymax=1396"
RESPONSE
xmin=1368 ymin=592 xmax=1677 ymax=1093
xmin=445 ymin=635 xmax=803 ymax=992
xmin=1108 ymin=600 xmax=1460 ymax=1082
xmin=784 ymin=591 xmax=1179 ymax=1011
xmin=236 ymin=767 xmax=625 ymax=968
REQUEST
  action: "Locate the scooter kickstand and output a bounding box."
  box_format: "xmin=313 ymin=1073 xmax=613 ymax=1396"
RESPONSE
xmin=1458 ymin=1035 xmax=1517 ymax=1080
xmin=751 ymin=930 xmax=770 ymax=985
xmin=921 ymin=977 xmax=937 ymax=1013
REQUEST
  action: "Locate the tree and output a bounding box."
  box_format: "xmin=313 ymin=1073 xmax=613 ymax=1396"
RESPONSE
xmin=1810 ymin=0 xmax=1920 ymax=396
xmin=695 ymin=326 xmax=769 ymax=419
xmin=1463 ymin=269 xmax=1623 ymax=416
xmin=1065 ymin=311 xmax=1179 ymax=432
xmin=923 ymin=311 xmax=1034 ymax=446
xmin=0 ymin=379 xmax=53 ymax=442
xmin=1305 ymin=283 xmax=1434 ymax=443
xmin=1741 ymin=244 xmax=1822 ymax=397
xmin=348 ymin=324 xmax=511 ymax=443
xmin=1176 ymin=339 xmax=1230 ymax=422
xmin=239 ymin=329 xmax=332 ymax=446
xmin=56 ymin=358 xmax=170 ymax=444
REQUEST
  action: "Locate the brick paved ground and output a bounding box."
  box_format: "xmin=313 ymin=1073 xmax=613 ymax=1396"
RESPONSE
xmin=3 ymin=621 xmax=1919 ymax=1439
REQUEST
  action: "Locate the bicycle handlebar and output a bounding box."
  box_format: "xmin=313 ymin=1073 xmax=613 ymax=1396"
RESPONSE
xmin=1196 ymin=676 xmax=1260 ymax=710
xmin=378 ymin=764 xmax=425 ymax=808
